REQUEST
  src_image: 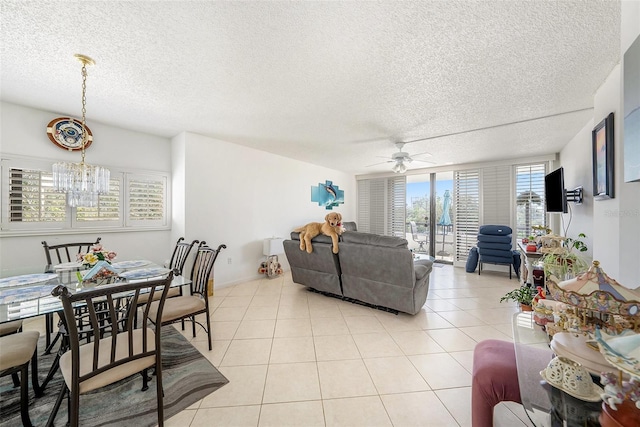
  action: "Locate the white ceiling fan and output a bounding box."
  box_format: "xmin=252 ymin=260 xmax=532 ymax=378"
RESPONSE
xmin=366 ymin=142 xmax=434 ymax=173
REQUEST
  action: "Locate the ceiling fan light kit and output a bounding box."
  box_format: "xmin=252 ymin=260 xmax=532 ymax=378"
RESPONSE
xmin=392 ymin=161 xmax=407 ymax=174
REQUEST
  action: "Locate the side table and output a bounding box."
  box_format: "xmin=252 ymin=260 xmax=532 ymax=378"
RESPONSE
xmin=516 ymin=242 xmax=544 ymax=286
xmin=512 ymin=312 xmax=603 ymax=426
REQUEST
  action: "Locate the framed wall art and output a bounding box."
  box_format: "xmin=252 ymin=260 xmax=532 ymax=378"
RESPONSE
xmin=624 ymin=34 xmax=640 ymax=182
xmin=592 ymin=112 xmax=614 ymax=200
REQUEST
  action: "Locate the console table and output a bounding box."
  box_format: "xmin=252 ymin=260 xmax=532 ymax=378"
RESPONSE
xmin=516 ymin=242 xmax=544 ymax=286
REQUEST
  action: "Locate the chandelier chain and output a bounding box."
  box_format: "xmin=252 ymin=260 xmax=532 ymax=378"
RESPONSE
xmin=80 ymin=63 xmax=88 ymax=165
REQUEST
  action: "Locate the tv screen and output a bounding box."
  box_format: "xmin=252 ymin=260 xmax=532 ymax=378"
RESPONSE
xmin=545 ymin=167 xmax=568 ymax=213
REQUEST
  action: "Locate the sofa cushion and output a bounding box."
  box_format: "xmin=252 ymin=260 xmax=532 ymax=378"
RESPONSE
xmin=477 ymin=241 xmax=512 ymax=251
xmin=478 ymin=254 xmax=514 ymax=264
xmin=289 ymin=231 xmax=334 ymax=244
xmin=478 ymin=225 xmax=512 ymax=236
xmin=341 ymin=231 xmax=408 ymax=248
xmin=342 ymin=221 xmax=358 ymax=232
xmin=477 ymin=234 xmax=512 ymax=244
xmin=477 ymin=248 xmax=513 ymax=258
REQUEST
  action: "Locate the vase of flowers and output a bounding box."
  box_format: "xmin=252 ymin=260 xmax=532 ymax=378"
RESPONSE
xmin=77 ymin=244 xmax=117 ymax=267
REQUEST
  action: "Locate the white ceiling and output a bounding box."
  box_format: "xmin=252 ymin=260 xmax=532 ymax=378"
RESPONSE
xmin=0 ymin=1 xmax=620 ymax=175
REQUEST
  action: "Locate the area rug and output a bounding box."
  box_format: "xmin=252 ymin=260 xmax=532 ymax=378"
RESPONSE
xmin=0 ymin=326 xmax=228 ymax=426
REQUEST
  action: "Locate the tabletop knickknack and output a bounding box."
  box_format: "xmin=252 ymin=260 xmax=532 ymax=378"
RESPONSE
xmin=542 ymin=260 xmax=640 ymax=383
xmin=546 ymin=261 xmax=640 ymax=336
xmin=80 ymin=261 xmax=121 ymax=286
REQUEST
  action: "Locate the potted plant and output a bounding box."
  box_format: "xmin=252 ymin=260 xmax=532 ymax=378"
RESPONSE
xmin=500 ymin=286 xmax=537 ymax=311
xmin=541 ymin=233 xmax=589 ymax=281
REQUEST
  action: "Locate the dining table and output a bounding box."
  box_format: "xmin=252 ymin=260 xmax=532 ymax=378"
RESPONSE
xmin=0 ymin=260 xmax=190 ymax=391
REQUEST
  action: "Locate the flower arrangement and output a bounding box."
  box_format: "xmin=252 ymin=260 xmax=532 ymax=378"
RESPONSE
xmin=77 ymin=244 xmax=117 ymax=267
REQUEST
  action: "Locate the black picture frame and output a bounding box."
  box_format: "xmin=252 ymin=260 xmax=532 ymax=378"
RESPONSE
xmin=592 ymin=112 xmax=614 ymax=200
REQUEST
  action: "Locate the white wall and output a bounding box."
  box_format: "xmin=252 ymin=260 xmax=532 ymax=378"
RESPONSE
xmin=0 ymin=102 xmax=174 ymax=275
xmin=558 ymin=122 xmax=595 ymax=261
xmin=558 ymin=2 xmax=640 ymax=288
xmin=177 ymin=132 xmax=356 ymax=287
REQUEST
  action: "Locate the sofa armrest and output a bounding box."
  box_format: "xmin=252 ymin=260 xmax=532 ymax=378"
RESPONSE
xmin=414 ymin=259 xmax=433 ymax=281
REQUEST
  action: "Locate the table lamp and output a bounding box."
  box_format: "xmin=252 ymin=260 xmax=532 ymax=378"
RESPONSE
xmin=262 ymin=238 xmax=284 ymax=279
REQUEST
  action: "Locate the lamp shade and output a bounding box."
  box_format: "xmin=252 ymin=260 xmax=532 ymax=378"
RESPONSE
xmin=263 ymin=238 xmax=284 ymax=256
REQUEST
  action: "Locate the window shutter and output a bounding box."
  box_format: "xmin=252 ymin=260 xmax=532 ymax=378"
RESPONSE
xmin=357 ymin=180 xmax=371 ymax=232
xmin=481 ymin=165 xmax=512 ymax=226
xmin=7 ymin=167 xmax=67 ymax=225
xmin=2 ymin=158 xmax=170 ymax=233
xmin=126 ymin=174 xmax=167 ymax=226
xmin=454 ymin=169 xmax=479 ymax=264
xmin=515 ymin=164 xmax=547 ymax=239
xmin=357 ymin=175 xmax=406 ymax=236
xmin=388 ymin=176 xmax=406 ymax=237
xmin=74 ymin=177 xmax=121 ymax=227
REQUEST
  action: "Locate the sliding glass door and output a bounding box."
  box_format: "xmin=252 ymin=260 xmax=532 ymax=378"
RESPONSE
xmin=406 ymin=172 xmax=454 ymax=263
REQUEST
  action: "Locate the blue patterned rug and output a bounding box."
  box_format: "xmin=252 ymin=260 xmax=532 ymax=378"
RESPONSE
xmin=0 ymin=325 xmax=228 ymax=426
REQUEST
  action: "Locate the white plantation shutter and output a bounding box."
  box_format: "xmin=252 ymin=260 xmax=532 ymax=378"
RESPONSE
xmin=2 ymin=157 xmax=169 ymax=233
xmin=7 ymin=167 xmax=67 ymax=227
xmin=454 ymin=169 xmax=479 ymax=264
xmin=126 ymin=174 xmax=167 ymax=226
xmin=515 ymin=163 xmax=547 ymax=239
xmin=74 ymin=177 xmax=122 ymax=228
xmin=357 ymin=175 xmax=406 ymax=236
xmin=481 ymin=165 xmax=512 ymax=226
xmin=388 ymin=176 xmax=406 ymax=237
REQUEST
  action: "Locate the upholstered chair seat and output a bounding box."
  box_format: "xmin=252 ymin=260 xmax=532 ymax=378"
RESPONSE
xmin=149 ymin=295 xmax=205 ymax=324
xmin=136 ymin=286 xmax=181 ymax=304
xmin=0 ymin=320 xmax=23 ymax=337
xmin=0 ymin=330 xmax=41 ymax=427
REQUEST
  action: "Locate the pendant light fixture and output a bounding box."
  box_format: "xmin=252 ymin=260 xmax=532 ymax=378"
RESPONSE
xmin=52 ymin=54 xmax=110 ymax=207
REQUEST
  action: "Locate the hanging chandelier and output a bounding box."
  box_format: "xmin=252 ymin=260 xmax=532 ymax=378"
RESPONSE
xmin=52 ymin=54 xmax=110 ymax=207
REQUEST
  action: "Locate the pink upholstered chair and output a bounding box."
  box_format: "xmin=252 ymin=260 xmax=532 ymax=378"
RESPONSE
xmin=472 ymin=339 xmax=522 ymax=427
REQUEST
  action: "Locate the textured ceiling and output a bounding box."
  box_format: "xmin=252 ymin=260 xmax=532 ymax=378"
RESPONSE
xmin=0 ymin=1 xmax=620 ymax=175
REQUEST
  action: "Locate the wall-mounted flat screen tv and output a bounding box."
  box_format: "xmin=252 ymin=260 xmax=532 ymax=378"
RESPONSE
xmin=545 ymin=167 xmax=567 ymax=213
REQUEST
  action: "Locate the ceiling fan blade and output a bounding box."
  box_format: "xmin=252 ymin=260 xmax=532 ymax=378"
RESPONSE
xmin=412 ymin=159 xmax=436 ymax=164
xmin=402 ymin=135 xmax=435 ymax=145
xmin=365 ymin=160 xmax=393 ymax=167
xmin=410 ymin=151 xmax=432 ymax=158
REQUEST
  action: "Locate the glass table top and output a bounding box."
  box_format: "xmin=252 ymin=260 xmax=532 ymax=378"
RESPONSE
xmin=0 ymin=265 xmax=189 ymax=323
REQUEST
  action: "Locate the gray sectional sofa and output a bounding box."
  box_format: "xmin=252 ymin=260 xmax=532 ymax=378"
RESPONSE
xmin=283 ymin=222 xmax=434 ymax=315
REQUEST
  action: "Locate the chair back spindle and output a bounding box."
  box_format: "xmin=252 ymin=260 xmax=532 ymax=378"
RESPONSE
xmin=168 ymin=237 xmax=199 ymax=276
xmin=191 ymin=243 xmax=226 ymax=298
xmin=42 ymin=237 xmax=102 ymax=266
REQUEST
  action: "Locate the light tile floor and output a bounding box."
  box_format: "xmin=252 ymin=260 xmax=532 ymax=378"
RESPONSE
xmin=25 ymin=264 xmax=535 ymax=426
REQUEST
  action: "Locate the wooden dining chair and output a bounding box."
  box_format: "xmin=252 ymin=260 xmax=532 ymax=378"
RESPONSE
xmin=149 ymin=243 xmax=226 ymax=351
xmin=41 ymin=237 xmax=103 ymax=351
xmin=0 ymin=330 xmax=43 ymax=427
xmin=46 ymin=273 xmax=173 ymax=427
